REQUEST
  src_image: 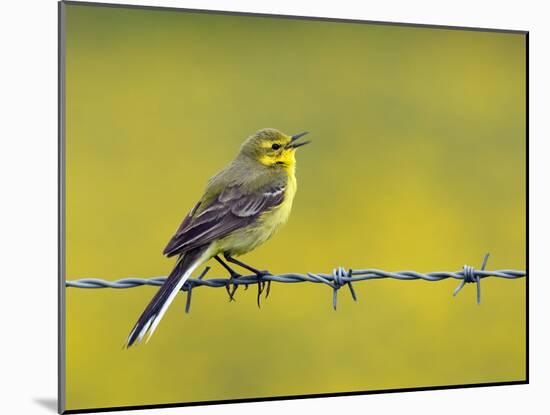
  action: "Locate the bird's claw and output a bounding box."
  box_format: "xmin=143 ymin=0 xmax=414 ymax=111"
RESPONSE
xmin=265 ymin=280 xmax=271 ymax=299
xmin=254 ymin=271 xmax=271 ymax=308
xmin=225 ymin=272 xmax=241 ymax=302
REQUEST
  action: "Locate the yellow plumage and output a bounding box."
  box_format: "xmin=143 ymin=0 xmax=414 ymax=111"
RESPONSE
xmin=213 ymin=167 xmax=297 ymax=257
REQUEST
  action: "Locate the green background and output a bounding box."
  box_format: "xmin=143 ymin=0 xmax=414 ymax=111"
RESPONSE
xmin=64 ymin=3 xmax=526 ymax=411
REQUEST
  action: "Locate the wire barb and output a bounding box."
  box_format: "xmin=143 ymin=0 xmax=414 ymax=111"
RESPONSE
xmin=66 ymin=254 xmax=526 ymax=312
xmin=453 ymin=253 xmax=489 ymax=304
xmin=329 ymin=267 xmax=357 ymax=310
xmin=184 ymin=266 xmax=210 ymax=314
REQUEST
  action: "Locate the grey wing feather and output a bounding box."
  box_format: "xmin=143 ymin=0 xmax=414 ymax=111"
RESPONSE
xmin=163 ymin=181 xmax=286 ymax=257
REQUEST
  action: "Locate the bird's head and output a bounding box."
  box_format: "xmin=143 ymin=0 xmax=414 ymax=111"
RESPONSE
xmin=239 ymin=128 xmax=310 ymax=169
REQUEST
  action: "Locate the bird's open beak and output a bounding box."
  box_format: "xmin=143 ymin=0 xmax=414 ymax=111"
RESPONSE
xmin=286 ymin=131 xmax=311 ymax=149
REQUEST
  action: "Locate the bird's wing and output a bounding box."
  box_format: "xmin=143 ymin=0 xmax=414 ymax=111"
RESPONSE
xmin=163 ymin=181 xmax=286 ymax=257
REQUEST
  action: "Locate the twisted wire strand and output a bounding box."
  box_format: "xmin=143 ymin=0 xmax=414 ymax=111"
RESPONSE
xmin=65 ymin=253 xmax=526 ymax=312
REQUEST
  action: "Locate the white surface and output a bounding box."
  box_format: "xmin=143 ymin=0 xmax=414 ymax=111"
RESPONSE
xmin=0 ymin=0 xmax=543 ymax=414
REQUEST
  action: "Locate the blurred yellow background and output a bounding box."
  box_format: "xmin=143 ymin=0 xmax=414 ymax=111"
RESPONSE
xmin=63 ymin=3 xmax=526 ymax=411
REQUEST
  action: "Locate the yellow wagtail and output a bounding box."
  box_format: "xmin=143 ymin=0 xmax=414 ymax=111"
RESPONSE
xmin=126 ymin=128 xmax=310 ymax=346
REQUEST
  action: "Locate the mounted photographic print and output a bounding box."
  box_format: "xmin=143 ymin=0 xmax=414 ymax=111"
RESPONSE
xmin=58 ymin=1 xmax=528 ymax=413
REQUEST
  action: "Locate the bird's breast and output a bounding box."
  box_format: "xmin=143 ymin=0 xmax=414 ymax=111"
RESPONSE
xmin=214 ymin=173 xmax=297 ymax=257
xmin=265 ymin=173 xmax=297 ymax=229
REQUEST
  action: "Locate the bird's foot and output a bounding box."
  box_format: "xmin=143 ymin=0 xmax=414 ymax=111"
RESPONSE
xmin=225 ymin=271 xmax=241 ymax=302
xmin=254 ymin=270 xmax=272 ymax=308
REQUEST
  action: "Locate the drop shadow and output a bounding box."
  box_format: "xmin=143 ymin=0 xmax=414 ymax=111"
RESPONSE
xmin=34 ymin=398 xmax=57 ymax=412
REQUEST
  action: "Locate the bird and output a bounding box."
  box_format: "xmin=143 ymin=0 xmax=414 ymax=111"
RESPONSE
xmin=126 ymin=128 xmax=310 ymax=347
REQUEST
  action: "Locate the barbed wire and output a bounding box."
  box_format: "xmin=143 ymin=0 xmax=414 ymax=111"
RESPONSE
xmin=65 ymin=253 xmax=526 ymax=312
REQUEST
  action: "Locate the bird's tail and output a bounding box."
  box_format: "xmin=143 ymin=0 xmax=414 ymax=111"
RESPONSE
xmin=126 ymin=246 xmax=208 ymax=347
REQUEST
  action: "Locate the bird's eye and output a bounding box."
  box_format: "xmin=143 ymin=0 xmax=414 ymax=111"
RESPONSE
xmin=271 ymin=143 xmax=281 ymax=150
